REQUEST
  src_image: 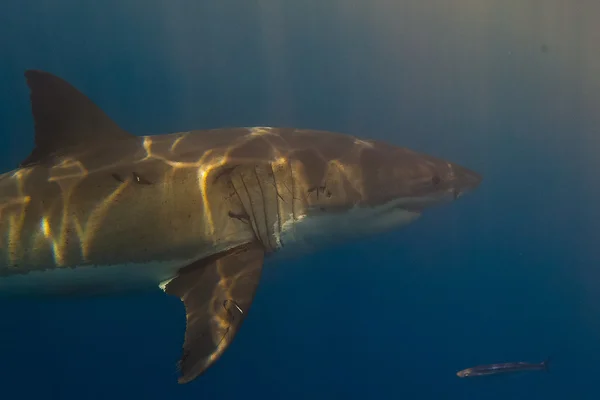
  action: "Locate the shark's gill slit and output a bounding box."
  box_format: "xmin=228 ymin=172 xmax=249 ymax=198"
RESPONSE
xmin=212 ymin=165 xmax=238 ymax=185
xmin=238 ymin=172 xmax=260 ymax=244
xmin=269 ymin=164 xmax=283 ymax=245
xmin=253 ymin=165 xmax=272 ymax=250
xmin=307 ymin=185 xmax=329 ymax=199
xmin=227 ymin=211 xmax=249 ymax=224
xmin=288 ymin=159 xmax=296 ymax=222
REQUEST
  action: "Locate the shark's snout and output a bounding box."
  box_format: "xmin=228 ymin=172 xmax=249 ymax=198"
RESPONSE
xmin=451 ymin=163 xmax=482 ymax=193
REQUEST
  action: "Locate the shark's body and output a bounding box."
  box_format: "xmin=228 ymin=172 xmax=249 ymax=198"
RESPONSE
xmin=0 ymin=70 xmax=482 ymax=383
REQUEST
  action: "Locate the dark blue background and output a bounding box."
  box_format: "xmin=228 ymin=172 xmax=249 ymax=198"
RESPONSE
xmin=1 ymin=1 xmax=598 ymax=398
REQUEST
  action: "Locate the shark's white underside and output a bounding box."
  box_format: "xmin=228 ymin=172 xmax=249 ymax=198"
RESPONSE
xmin=0 ymin=259 xmax=192 ymax=296
xmin=0 ymin=198 xmax=423 ymax=297
xmin=277 ymin=200 xmax=422 ymax=251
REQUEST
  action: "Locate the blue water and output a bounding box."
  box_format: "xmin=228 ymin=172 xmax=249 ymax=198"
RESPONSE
xmin=1 ymin=1 xmax=599 ymax=398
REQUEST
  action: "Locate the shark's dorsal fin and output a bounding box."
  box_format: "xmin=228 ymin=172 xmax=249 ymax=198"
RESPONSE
xmin=20 ymin=70 xmax=135 ymax=167
xmin=164 ymin=242 xmax=264 ymax=384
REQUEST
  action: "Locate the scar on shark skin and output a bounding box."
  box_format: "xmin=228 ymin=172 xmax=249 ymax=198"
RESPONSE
xmin=216 ymin=300 xmax=243 ymax=334
xmin=110 ymin=172 xmax=152 ymax=185
xmin=132 ymin=172 xmax=152 ymax=185
xmin=215 ymin=299 xmax=244 ymax=349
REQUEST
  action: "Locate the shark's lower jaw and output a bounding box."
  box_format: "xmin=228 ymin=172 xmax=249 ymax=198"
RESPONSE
xmin=269 ymin=197 xmax=425 ymax=258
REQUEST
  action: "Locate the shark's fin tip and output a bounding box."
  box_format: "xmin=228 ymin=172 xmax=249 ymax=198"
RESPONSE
xmin=164 ymin=243 xmax=265 ymax=384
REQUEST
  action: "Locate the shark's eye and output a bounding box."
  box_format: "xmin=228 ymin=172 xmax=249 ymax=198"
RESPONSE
xmin=432 ymin=175 xmax=441 ymax=185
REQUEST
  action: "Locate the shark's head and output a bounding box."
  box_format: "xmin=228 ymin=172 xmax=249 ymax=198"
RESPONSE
xmin=346 ymin=139 xmax=483 ymax=212
xmin=275 ymin=133 xmax=482 ymax=252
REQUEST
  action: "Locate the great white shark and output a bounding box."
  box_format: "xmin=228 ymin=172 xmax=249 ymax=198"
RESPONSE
xmin=0 ymin=70 xmax=482 ymax=384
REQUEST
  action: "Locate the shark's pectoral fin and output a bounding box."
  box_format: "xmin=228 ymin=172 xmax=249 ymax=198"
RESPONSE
xmin=20 ymin=70 xmax=137 ymax=167
xmin=163 ymin=243 xmax=265 ymax=384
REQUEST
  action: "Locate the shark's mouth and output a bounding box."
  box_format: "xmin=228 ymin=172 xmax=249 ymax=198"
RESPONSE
xmin=311 ymin=188 xmax=457 ymax=217
xmin=386 ymin=190 xmax=457 ymax=213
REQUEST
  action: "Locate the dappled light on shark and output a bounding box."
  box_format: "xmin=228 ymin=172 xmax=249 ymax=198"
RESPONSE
xmin=0 ymin=70 xmax=482 ymax=384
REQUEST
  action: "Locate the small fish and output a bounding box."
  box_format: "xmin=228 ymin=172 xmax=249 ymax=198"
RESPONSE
xmin=457 ymin=358 xmax=551 ymax=378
